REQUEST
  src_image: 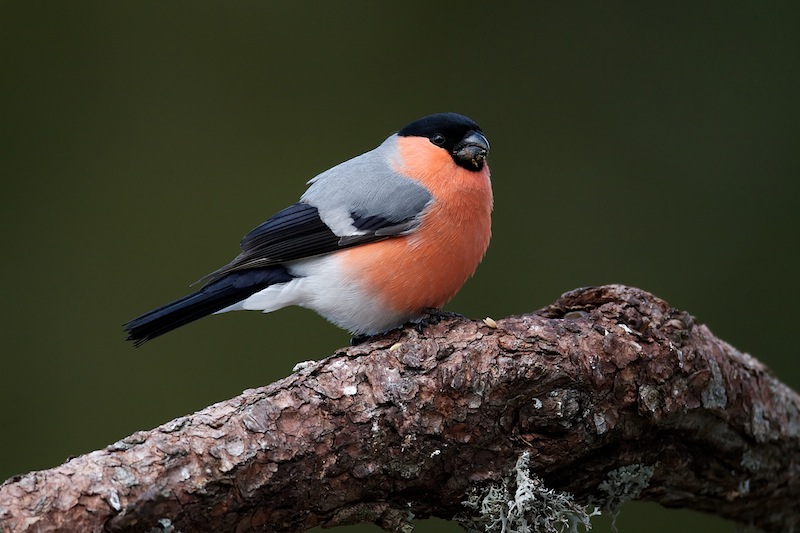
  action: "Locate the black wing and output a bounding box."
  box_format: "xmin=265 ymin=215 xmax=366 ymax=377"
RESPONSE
xmin=201 ymin=202 xmax=420 ymax=283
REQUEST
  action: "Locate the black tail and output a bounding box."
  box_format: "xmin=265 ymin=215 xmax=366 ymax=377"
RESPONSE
xmin=124 ymin=266 xmax=293 ymax=346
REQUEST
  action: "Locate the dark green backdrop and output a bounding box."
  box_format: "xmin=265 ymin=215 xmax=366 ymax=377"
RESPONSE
xmin=1 ymin=3 xmax=798 ymax=532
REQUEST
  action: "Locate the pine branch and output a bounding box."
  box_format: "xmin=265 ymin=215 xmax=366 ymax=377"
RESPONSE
xmin=1 ymin=285 xmax=798 ymax=533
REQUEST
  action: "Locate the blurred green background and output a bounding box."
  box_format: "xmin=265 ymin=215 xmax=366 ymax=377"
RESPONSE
xmin=1 ymin=2 xmax=798 ymax=532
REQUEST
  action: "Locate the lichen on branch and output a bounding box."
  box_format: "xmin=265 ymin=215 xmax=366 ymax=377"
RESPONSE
xmin=458 ymin=452 xmax=600 ymax=533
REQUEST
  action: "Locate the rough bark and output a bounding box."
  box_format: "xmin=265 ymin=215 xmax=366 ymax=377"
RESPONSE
xmin=1 ymin=285 xmax=798 ymax=533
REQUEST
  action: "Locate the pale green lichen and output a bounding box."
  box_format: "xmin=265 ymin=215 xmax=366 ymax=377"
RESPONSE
xmin=589 ymin=463 xmax=655 ymax=531
xmin=458 ymin=452 xmax=600 ymax=533
xmin=595 ymin=463 xmax=654 ymax=511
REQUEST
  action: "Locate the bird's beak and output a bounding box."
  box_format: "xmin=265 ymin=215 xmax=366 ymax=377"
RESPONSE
xmin=453 ymin=131 xmax=490 ymax=169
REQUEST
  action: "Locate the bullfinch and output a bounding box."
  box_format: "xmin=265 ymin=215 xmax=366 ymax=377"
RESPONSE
xmin=124 ymin=112 xmax=492 ymax=346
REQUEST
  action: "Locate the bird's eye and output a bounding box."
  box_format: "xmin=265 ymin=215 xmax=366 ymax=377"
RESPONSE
xmin=431 ymin=133 xmax=446 ymax=146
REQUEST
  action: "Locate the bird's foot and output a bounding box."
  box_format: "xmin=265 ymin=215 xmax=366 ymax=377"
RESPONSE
xmin=351 ymin=310 xmax=465 ymax=343
xmin=350 ymin=334 xmax=374 ymax=346
xmin=414 ymin=308 xmax=465 ymax=332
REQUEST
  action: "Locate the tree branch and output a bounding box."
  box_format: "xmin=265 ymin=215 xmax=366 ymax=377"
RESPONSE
xmin=1 ymin=285 xmax=798 ymax=532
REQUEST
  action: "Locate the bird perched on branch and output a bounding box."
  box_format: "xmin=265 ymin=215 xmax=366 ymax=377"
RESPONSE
xmin=125 ymin=112 xmax=492 ymax=346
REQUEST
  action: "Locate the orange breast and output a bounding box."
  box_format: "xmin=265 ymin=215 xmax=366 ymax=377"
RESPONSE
xmin=340 ymin=136 xmax=493 ymax=313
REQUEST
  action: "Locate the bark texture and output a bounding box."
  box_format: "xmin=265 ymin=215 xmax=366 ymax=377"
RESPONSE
xmin=1 ymin=285 xmax=798 ymax=533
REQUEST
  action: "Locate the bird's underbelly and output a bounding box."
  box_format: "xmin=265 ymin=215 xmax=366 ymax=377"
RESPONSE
xmin=283 ymin=254 xmax=419 ymax=335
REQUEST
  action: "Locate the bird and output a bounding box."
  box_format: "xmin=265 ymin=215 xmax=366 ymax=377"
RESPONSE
xmin=124 ymin=112 xmax=492 ymax=346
